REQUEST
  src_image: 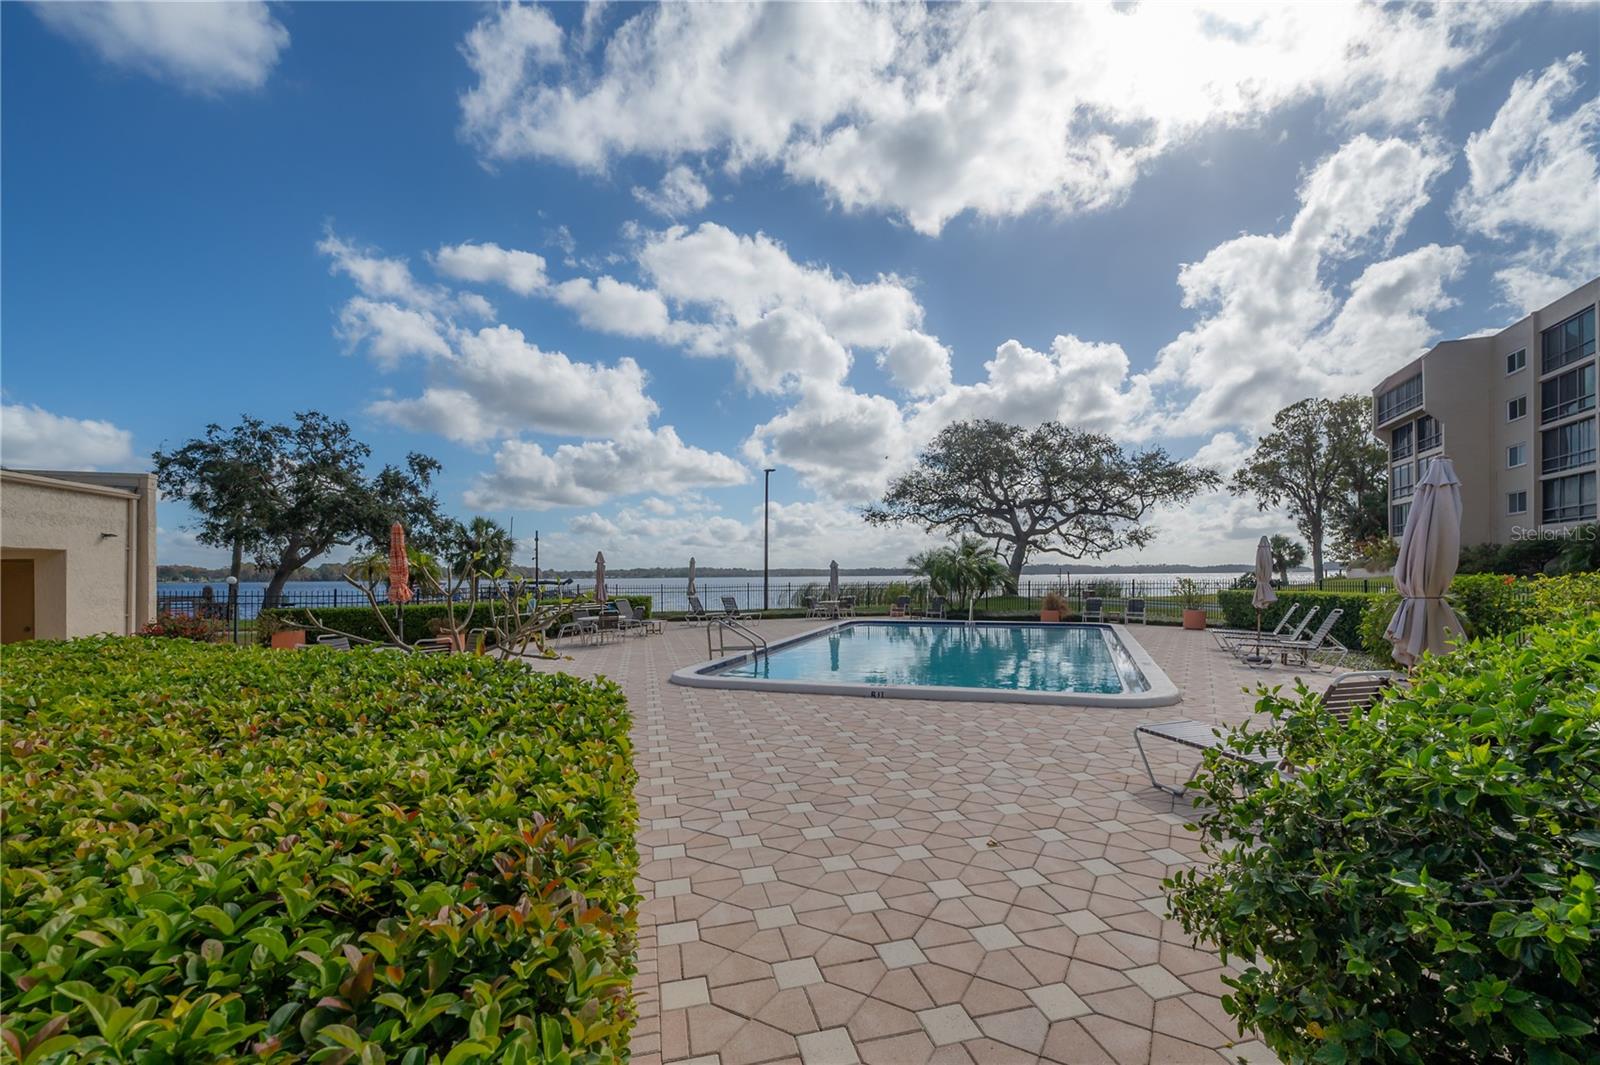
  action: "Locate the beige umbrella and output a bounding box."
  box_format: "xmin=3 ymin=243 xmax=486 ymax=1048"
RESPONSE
xmin=828 ymin=560 xmax=840 ymax=602
xmin=594 ymin=551 xmax=607 ymax=607
xmin=1244 ymin=536 xmax=1278 ymax=667
xmin=1385 ymin=457 xmax=1464 ymax=667
xmin=686 ymin=556 xmax=697 ymax=598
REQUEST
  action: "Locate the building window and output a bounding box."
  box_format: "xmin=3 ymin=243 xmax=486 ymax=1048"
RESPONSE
xmin=1508 ymin=491 xmax=1528 ymax=515
xmin=1542 ymin=471 xmax=1597 ymax=524
xmin=1391 ymin=462 xmax=1416 ymax=500
xmin=1507 ymin=348 xmax=1526 ymax=374
xmin=1416 ymin=414 xmax=1441 ymax=451
xmin=1542 ymin=417 xmax=1597 ymax=475
xmin=1541 ymin=307 xmax=1595 ymax=375
xmin=1507 ymin=396 xmax=1527 ymax=421
xmin=1390 ymin=501 xmax=1411 ymax=536
xmin=1391 ymin=422 xmax=1413 ymax=460
xmin=1508 ymin=443 xmax=1527 ymax=469
xmin=1376 ymin=374 xmax=1423 ymax=423
xmin=1541 ymin=363 xmax=1597 ymax=423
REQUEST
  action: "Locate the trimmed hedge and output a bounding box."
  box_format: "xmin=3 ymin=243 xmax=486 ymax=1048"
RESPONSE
xmin=1167 ymin=613 xmax=1600 ymax=1063
xmin=1217 ymin=589 xmax=1370 ymax=651
xmin=261 ymin=596 xmax=653 ymax=646
xmin=1 ymin=637 xmax=638 ymax=1062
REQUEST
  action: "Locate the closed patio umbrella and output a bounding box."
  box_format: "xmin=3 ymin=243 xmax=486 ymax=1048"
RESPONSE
xmin=828 ymin=560 xmax=840 ymax=602
xmin=387 ymin=522 xmax=412 ymax=642
xmin=686 ymin=556 xmax=697 ymax=598
xmin=594 ymin=551 xmax=607 ymax=608
xmin=1385 ymin=457 xmax=1464 ymax=667
xmin=1244 ymin=536 xmax=1278 ymax=667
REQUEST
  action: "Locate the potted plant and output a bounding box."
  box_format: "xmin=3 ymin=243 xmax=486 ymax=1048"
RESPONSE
xmin=260 ymin=614 xmax=305 ymax=649
xmin=1177 ymin=578 xmax=1207 ymax=630
xmin=1040 ymin=589 xmax=1067 ymax=623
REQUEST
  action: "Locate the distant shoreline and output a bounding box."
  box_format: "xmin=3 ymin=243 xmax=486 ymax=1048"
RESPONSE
xmin=158 ymin=561 xmax=1268 ymax=583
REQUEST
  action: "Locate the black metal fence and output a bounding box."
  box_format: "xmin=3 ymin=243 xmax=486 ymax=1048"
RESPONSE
xmin=158 ymin=574 xmax=1418 ymax=624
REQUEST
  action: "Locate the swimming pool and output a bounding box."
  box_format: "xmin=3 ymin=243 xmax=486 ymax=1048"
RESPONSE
xmin=671 ymin=620 xmax=1180 ymax=707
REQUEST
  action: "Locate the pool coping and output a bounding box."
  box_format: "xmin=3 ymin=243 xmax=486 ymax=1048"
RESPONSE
xmin=669 ymin=619 xmax=1182 ymax=708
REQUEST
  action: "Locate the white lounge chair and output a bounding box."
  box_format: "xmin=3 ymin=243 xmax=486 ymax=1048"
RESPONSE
xmin=1134 ymin=670 xmax=1399 ymax=796
xmin=1232 ymin=609 xmax=1345 ymax=669
xmin=1216 ymin=605 xmax=1318 ymax=652
xmin=1212 ymin=603 xmax=1302 ymax=647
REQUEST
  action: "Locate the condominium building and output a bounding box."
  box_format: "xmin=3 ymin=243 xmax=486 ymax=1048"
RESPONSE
xmin=1371 ymin=277 xmax=1598 ymax=545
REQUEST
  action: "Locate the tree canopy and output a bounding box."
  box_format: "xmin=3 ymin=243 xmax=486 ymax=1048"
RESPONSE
xmin=1268 ymin=534 xmax=1307 ymax=584
xmin=155 ymin=412 xmax=447 ymax=606
xmin=1231 ymin=395 xmax=1383 ymax=582
xmin=865 ymin=420 xmax=1220 ymax=582
xmin=908 ymin=535 xmax=1013 ymax=621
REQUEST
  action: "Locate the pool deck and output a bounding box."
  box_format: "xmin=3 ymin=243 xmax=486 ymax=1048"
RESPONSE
xmin=519 ymin=619 xmax=1316 ymax=1065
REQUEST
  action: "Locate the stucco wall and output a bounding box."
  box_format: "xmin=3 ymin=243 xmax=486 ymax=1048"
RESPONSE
xmin=0 ymin=471 xmax=156 ymax=638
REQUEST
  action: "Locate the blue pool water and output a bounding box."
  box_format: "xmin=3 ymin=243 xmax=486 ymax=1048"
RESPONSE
xmin=712 ymin=621 xmax=1146 ymax=694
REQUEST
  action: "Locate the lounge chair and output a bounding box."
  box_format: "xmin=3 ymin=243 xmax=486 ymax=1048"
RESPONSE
xmin=889 ymin=595 xmax=910 ymax=617
xmin=720 ymin=595 xmax=757 ymax=621
xmin=610 ymin=598 xmax=649 ymax=635
xmin=1212 ymin=603 xmax=1303 ymax=648
xmin=615 ymin=598 xmax=662 ymax=635
xmin=684 ymin=595 xmax=713 ymax=622
xmin=1216 ymin=605 xmax=1317 ymax=652
xmin=413 ymin=639 xmax=453 ymax=656
xmin=1123 ymin=598 xmax=1147 ymax=624
xmin=1227 ymin=608 xmax=1346 ymax=670
xmin=1083 ymin=597 xmax=1104 ymax=622
xmin=1134 ymin=670 xmax=1400 ymax=796
xmin=314 ymin=635 xmax=352 ymax=650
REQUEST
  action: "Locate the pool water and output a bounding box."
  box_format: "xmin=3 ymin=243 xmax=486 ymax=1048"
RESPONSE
xmin=712 ymin=621 xmax=1144 ymax=694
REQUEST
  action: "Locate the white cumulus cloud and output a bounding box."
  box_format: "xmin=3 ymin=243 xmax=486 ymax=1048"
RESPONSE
xmin=31 ymin=0 xmax=289 ymax=94
xmin=467 ymin=427 xmax=748 ymax=509
xmin=632 ymin=164 xmax=712 ymax=218
xmin=1 ymin=403 xmax=135 ymax=470
xmin=433 ymin=241 xmax=548 ymax=296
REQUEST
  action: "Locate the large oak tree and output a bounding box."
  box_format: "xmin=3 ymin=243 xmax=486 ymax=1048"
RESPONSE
xmin=864 ymin=420 xmax=1220 ymax=583
xmin=156 ymin=412 xmax=448 ymax=607
xmin=1231 ymin=395 xmax=1385 ymax=582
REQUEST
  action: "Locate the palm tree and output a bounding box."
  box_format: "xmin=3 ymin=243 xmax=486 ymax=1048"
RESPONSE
xmin=451 ymin=516 xmax=517 ymax=576
xmin=910 ymin=536 xmax=1012 ymax=622
xmin=1269 ymin=534 xmax=1307 ymax=585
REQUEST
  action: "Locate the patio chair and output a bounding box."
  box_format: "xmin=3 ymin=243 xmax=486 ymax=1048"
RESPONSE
xmin=615 ymin=598 xmax=662 ymax=635
xmin=1212 ymin=603 xmax=1302 ymax=648
xmin=803 ymin=595 xmax=823 ymax=617
xmin=1083 ymin=597 xmax=1103 ymax=622
xmin=610 ymin=598 xmax=649 ymax=635
xmin=1231 ymin=609 xmax=1346 ymax=670
xmin=889 ymin=595 xmax=911 ymax=617
xmin=685 ymin=595 xmax=710 ymax=622
xmin=838 ymin=595 xmax=855 ymax=617
xmin=315 ymin=635 xmax=352 ymax=650
xmin=1134 ymin=670 xmax=1400 ymax=796
xmin=721 ymin=595 xmax=757 ymax=621
xmin=926 ymin=595 xmax=947 ymax=619
xmin=557 ymin=605 xmax=601 ymax=644
xmin=413 ymin=639 xmax=453 ymax=656
xmin=1124 ymin=598 xmax=1147 ymax=624
xmin=1216 ymin=605 xmax=1317 ymax=652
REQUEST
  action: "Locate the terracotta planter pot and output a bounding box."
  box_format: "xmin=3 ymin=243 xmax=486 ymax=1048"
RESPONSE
xmin=1039 ymin=610 xmax=1061 ymax=623
xmin=270 ymin=629 xmax=305 ymax=649
xmin=1181 ymin=608 xmax=1207 ymax=630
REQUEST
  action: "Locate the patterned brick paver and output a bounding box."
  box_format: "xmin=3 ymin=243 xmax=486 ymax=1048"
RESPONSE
xmin=520 ymin=620 xmax=1303 ymax=1065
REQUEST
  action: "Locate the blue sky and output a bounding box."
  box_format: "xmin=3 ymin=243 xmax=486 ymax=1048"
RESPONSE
xmin=3 ymin=2 xmax=1597 ymax=570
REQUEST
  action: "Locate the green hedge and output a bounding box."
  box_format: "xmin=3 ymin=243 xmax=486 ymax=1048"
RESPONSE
xmin=1218 ymin=589 xmax=1370 ymax=651
xmin=1167 ymin=613 xmax=1600 ymax=1063
xmin=1 ymin=638 xmax=638 ymax=1062
xmin=262 ymin=596 xmax=652 ymax=645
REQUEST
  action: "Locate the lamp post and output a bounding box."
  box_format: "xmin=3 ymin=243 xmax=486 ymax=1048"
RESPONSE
xmin=225 ymin=575 xmax=239 ymax=644
xmin=763 ymin=467 xmax=775 ymax=611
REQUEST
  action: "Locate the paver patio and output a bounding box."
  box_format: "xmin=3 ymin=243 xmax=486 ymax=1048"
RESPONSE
xmin=522 ymin=619 xmax=1316 ymax=1065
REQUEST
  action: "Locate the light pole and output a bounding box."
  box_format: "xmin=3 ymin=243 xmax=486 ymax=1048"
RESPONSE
xmin=225 ymin=575 xmax=239 ymax=644
xmin=763 ymin=468 xmax=775 ymax=611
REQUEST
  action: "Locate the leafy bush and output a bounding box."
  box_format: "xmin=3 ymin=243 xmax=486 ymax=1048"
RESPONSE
xmin=1456 ymin=525 xmax=1599 ymax=576
xmin=1448 ymin=573 xmax=1533 ymax=639
xmin=260 ymin=597 xmax=652 ymax=646
xmin=1 ymin=637 xmax=638 ymax=1062
xmin=1358 ymin=590 xmax=1401 ymax=668
xmin=1217 ymin=589 xmax=1370 ymax=650
xmin=1166 ymin=614 xmax=1600 ymax=1064
xmin=1529 ymin=571 xmax=1600 ymax=623
xmin=137 ymin=611 xmax=223 ymax=642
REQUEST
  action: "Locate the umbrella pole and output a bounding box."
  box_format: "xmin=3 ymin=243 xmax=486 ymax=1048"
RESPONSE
xmin=1244 ymin=607 xmax=1271 ymax=668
